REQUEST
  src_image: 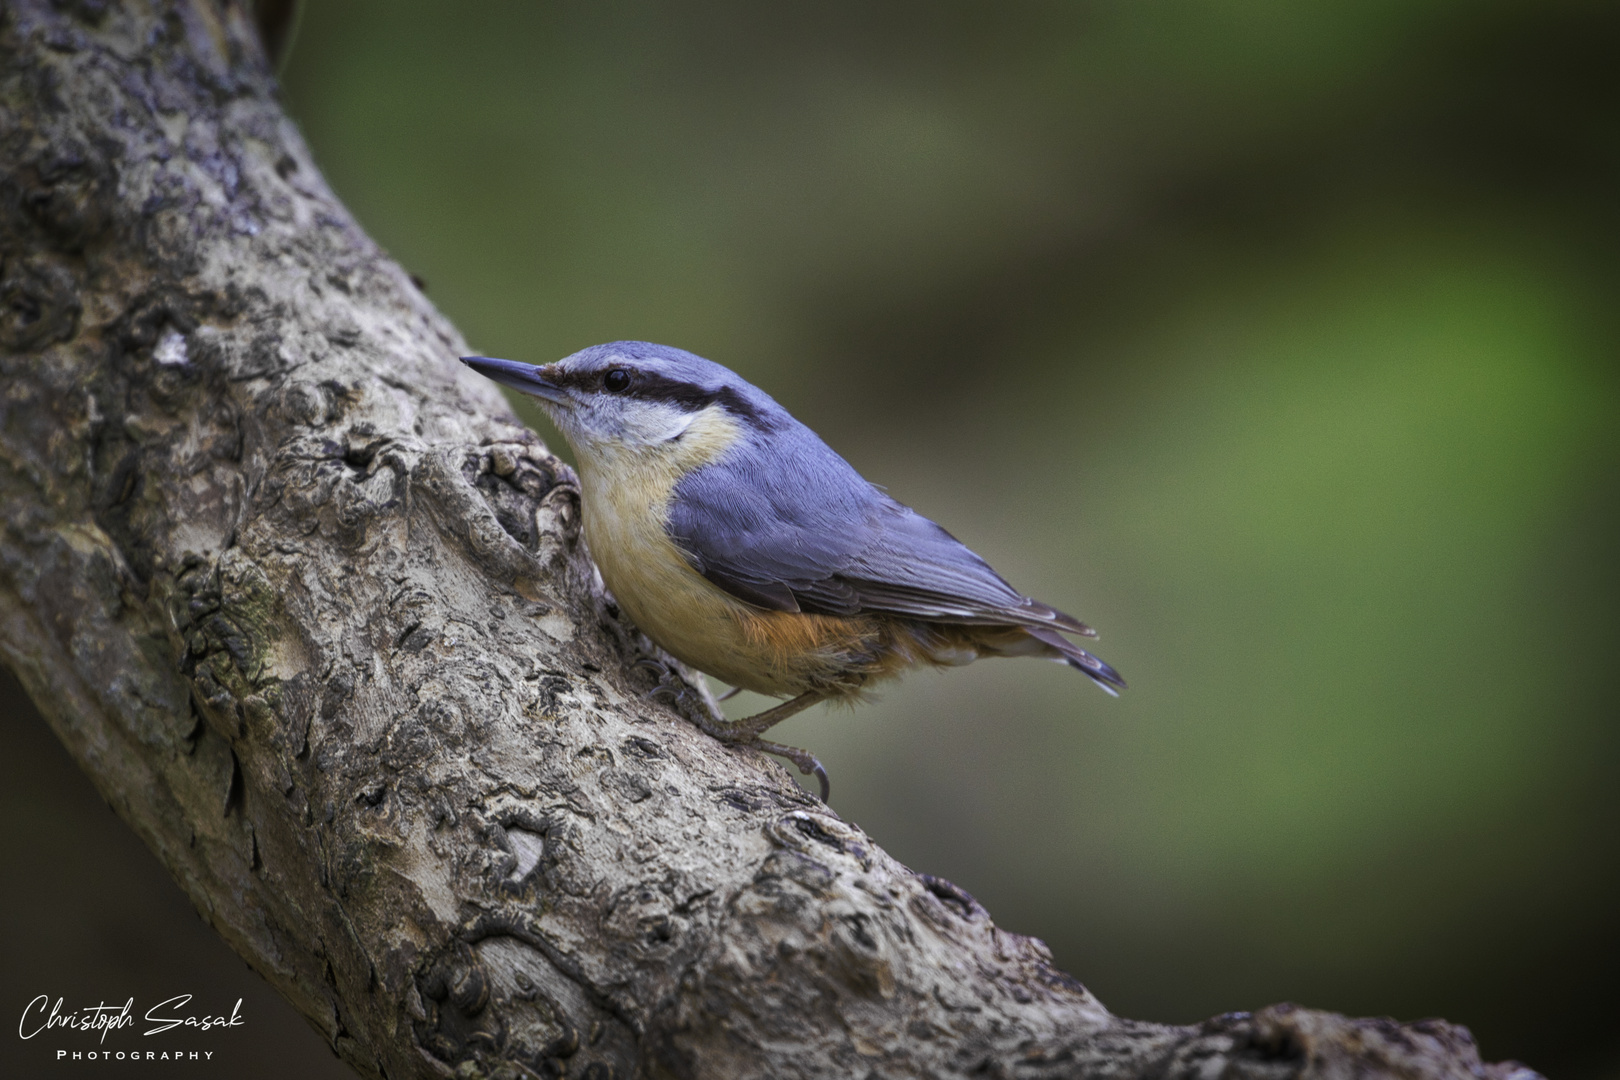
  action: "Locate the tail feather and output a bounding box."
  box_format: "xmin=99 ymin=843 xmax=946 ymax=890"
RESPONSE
xmin=1025 ymin=626 xmax=1127 ymax=696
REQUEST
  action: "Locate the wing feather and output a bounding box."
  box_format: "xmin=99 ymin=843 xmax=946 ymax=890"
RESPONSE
xmin=666 ymin=428 xmax=1094 ymax=636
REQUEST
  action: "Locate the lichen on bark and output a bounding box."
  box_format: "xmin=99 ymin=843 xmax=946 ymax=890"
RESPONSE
xmin=0 ymin=3 xmax=1542 ymax=1078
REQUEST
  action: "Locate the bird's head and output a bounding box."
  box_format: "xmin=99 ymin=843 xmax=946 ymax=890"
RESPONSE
xmin=462 ymin=342 xmax=777 ymax=459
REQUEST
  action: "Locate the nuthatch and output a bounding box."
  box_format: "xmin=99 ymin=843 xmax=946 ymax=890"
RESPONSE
xmin=462 ymin=342 xmax=1124 ymax=799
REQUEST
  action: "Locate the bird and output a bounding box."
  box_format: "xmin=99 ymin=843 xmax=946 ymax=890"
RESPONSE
xmin=461 ymin=342 xmax=1123 ymax=800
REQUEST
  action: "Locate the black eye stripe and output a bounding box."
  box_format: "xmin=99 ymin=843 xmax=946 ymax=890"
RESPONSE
xmin=546 ymin=364 xmax=773 ymax=429
xmin=625 ymin=374 xmax=767 ymax=427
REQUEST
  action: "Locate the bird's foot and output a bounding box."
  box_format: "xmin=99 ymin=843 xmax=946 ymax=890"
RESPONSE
xmin=751 ymin=738 xmax=830 ymax=803
xmin=635 ymin=671 xmax=832 ymax=801
xmin=633 ymin=656 xmax=708 ymax=717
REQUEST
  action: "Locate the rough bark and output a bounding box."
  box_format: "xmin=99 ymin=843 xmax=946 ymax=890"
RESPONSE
xmin=0 ymin=3 xmax=1542 ymax=1079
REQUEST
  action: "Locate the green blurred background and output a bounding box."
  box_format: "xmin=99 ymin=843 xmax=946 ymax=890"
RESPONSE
xmin=5 ymin=1 xmax=1618 ymax=1076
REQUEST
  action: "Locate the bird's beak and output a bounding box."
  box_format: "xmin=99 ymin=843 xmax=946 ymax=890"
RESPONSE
xmin=460 ymin=356 xmax=570 ymax=406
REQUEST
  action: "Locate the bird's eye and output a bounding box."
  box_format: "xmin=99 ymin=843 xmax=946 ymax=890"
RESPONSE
xmin=602 ymin=369 xmax=632 ymax=393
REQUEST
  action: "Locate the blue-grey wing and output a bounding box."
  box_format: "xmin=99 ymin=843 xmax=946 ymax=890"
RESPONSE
xmin=665 ymin=427 xmax=1093 ymax=635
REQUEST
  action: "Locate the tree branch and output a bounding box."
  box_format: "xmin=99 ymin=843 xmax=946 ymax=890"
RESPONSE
xmin=0 ymin=3 xmax=1541 ymax=1078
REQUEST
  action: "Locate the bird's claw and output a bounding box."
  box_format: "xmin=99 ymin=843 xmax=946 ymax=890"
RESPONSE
xmin=635 ymin=663 xmax=829 ymax=801
xmin=635 ymin=656 xmax=700 ymax=711
xmin=810 ymin=759 xmax=830 ymax=803
xmin=753 ymin=738 xmax=831 ymax=803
